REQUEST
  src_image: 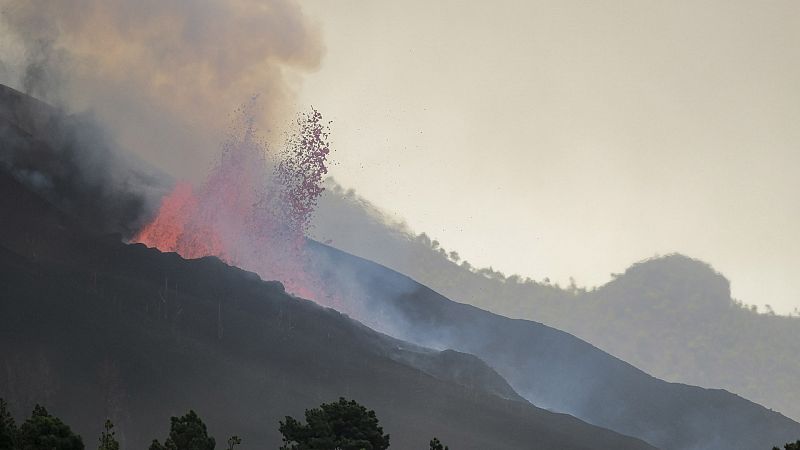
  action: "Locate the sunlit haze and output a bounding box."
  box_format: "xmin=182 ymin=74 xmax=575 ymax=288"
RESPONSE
xmin=299 ymin=0 xmax=800 ymax=314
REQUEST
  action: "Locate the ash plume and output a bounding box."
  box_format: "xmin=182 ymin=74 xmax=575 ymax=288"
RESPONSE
xmin=0 ymin=0 xmax=325 ymax=180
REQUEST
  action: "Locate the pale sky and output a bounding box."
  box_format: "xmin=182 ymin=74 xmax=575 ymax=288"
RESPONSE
xmin=297 ymin=1 xmax=800 ymax=313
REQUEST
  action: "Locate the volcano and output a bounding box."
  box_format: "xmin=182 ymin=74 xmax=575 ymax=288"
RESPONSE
xmin=0 ymin=83 xmax=654 ymax=450
xmin=1 ymin=83 xmax=799 ymax=450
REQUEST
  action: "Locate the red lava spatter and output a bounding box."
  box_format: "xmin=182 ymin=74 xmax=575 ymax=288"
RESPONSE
xmin=134 ymin=103 xmax=337 ymax=307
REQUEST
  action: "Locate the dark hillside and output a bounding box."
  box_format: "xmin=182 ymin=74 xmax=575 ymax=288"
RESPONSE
xmin=313 ymin=184 xmax=800 ymax=423
xmin=0 ymin=173 xmax=654 ymax=450
xmin=307 ymin=240 xmax=800 ymax=450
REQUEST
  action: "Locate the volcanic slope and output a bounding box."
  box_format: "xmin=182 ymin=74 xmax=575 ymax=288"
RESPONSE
xmin=0 ymin=96 xmax=654 ymax=448
xmin=2 ymin=82 xmax=797 ymax=449
xmin=314 ymin=184 xmax=800 ymax=424
xmin=307 ymin=240 xmax=800 ymax=450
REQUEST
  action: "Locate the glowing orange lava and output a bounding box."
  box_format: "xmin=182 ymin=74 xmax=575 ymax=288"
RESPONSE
xmin=133 ymin=106 xmax=337 ymax=307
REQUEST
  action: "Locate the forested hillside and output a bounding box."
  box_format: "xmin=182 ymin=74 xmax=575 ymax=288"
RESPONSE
xmin=313 ymin=182 xmax=800 ymax=421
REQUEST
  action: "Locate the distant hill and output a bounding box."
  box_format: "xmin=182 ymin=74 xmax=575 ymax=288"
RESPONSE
xmin=312 ymin=182 xmax=800 ymax=423
xmin=306 ymin=239 xmax=800 ymax=450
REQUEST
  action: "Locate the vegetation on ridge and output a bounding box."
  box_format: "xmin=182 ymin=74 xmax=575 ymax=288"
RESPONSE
xmin=313 ymin=184 xmax=800 ymax=421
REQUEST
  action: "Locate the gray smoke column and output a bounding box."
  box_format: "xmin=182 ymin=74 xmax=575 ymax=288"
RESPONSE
xmin=0 ymin=0 xmax=324 ymax=180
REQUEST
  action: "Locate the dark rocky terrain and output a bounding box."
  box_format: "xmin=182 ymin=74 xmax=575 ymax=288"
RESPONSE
xmin=0 ymin=170 xmax=654 ymax=450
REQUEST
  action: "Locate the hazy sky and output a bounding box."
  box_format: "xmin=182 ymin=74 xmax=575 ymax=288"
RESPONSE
xmin=298 ymin=1 xmax=800 ymax=313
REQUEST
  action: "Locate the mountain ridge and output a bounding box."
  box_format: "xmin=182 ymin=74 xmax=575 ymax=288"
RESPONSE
xmin=312 ymin=181 xmax=800 ymax=422
xmin=306 ymin=217 xmax=800 ymax=450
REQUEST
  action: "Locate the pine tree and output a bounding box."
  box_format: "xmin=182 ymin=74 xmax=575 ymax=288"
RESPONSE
xmin=98 ymin=420 xmax=119 ymax=450
xmin=429 ymin=437 xmax=448 ymax=450
xmin=279 ymin=397 xmax=390 ymax=450
xmin=17 ymin=405 xmax=84 ymax=450
xmin=225 ymin=436 xmax=241 ymax=450
xmin=0 ymin=399 xmax=17 ymax=450
xmin=150 ymin=410 xmax=215 ymax=450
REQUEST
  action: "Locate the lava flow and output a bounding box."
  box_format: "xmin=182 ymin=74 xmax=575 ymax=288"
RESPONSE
xmin=134 ymin=104 xmax=334 ymax=304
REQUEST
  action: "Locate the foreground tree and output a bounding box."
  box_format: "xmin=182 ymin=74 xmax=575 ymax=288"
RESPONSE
xmin=429 ymin=437 xmax=448 ymax=450
xmin=150 ymin=410 xmax=215 ymax=450
xmin=17 ymin=405 xmax=84 ymax=450
xmin=0 ymin=399 xmax=17 ymax=450
xmin=279 ymin=397 xmax=390 ymax=450
xmin=774 ymin=441 xmax=800 ymax=450
xmin=225 ymin=435 xmax=241 ymax=450
xmin=97 ymin=420 xmax=119 ymax=450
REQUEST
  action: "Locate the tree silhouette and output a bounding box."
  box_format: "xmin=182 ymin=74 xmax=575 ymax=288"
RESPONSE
xmin=225 ymin=435 xmax=241 ymax=450
xmin=97 ymin=420 xmax=119 ymax=450
xmin=429 ymin=437 xmax=449 ymax=450
xmin=17 ymin=405 xmax=84 ymax=450
xmin=150 ymin=410 xmax=215 ymax=450
xmin=0 ymin=399 xmax=17 ymax=450
xmin=279 ymin=397 xmax=390 ymax=450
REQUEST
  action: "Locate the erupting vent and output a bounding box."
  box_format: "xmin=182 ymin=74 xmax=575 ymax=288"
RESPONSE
xmin=134 ymin=103 xmax=335 ymax=304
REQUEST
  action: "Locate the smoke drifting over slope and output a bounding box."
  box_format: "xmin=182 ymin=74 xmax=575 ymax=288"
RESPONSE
xmin=310 ymin=182 xmax=800 ymax=423
xmin=0 ymin=84 xmax=166 ymax=237
xmin=0 ymin=0 xmax=324 ymax=179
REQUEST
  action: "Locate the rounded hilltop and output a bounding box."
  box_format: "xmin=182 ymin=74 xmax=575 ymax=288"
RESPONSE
xmin=601 ymin=254 xmax=733 ymax=312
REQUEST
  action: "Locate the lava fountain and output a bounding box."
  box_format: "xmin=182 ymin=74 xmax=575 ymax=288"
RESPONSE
xmin=134 ymin=102 xmax=334 ymax=305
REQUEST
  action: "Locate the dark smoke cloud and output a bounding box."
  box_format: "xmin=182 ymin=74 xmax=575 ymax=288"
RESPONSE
xmin=0 ymin=84 xmax=168 ymax=237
